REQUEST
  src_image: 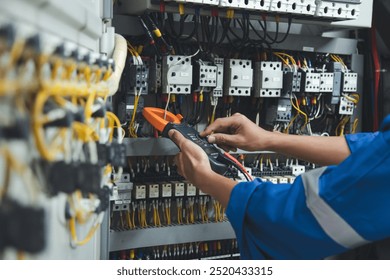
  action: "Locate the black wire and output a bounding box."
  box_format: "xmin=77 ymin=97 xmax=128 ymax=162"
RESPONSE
xmin=275 ymin=15 xmax=292 ymax=44
xmin=193 ymin=101 xmax=204 ymax=125
xmin=267 ymin=20 xmax=280 ymax=44
xmin=180 ymin=16 xmax=197 ymax=42
xmin=179 ymin=15 xmax=186 ymax=38
xmin=217 ymin=18 xmax=230 ymax=45
xmin=167 ymin=14 xmax=178 ymax=38
xmin=194 ymin=13 xmax=200 ymax=46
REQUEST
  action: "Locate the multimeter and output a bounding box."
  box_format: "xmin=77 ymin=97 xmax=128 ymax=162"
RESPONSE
xmin=142 ymin=107 xmax=231 ymax=175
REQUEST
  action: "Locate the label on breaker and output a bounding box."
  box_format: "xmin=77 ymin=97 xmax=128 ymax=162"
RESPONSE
xmin=135 ymin=185 xmax=146 ymax=200
xmin=186 ymin=183 xmax=197 ymax=196
xmin=149 ymin=184 xmax=159 ymax=198
xmin=162 ymin=183 xmax=172 ymax=198
xmin=174 ymin=183 xmax=185 ymax=197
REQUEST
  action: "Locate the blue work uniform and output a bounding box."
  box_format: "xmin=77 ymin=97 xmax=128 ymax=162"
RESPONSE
xmin=226 ymin=115 xmax=390 ymax=260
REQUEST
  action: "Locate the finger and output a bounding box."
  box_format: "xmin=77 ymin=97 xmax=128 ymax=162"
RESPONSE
xmin=200 ymin=117 xmax=238 ymax=137
xmin=173 ymin=154 xmax=179 ymax=166
xmin=168 ymin=129 xmax=187 ymax=150
xmin=218 ymin=144 xmax=237 ymax=153
xmin=207 ymin=133 xmax=238 ymax=148
xmin=175 ymin=154 xmax=184 ymax=176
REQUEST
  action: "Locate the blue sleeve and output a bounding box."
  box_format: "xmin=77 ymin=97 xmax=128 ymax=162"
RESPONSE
xmin=226 ymin=179 xmax=345 ymax=260
xmin=227 ymin=128 xmax=390 ymax=260
xmin=345 ymin=132 xmax=379 ymax=153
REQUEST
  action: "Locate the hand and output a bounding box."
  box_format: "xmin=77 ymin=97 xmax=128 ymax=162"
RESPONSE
xmin=200 ymin=113 xmax=273 ymax=152
xmin=169 ymin=129 xmax=237 ymax=207
xmin=168 ymin=129 xmax=214 ymax=187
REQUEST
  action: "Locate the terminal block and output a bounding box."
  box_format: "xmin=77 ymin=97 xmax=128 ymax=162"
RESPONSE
xmin=224 ymin=59 xmax=253 ymax=96
xmin=162 ymin=55 xmax=193 ymax=94
xmin=128 ymin=62 xmax=149 ymax=95
xmin=282 ymin=68 xmax=301 ymax=97
xmin=254 ymin=61 xmax=283 ymax=98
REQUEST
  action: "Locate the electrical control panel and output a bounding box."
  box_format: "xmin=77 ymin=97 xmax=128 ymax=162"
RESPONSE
xmin=0 ymin=0 xmax=370 ymax=262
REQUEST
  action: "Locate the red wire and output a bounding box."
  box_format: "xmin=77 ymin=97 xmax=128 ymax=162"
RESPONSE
xmin=223 ymin=152 xmax=253 ymax=181
xmin=371 ymin=26 xmax=380 ymax=131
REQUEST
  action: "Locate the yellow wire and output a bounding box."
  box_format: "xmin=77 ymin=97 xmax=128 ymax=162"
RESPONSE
xmin=284 ymin=114 xmax=299 ymax=134
xmin=290 ymin=95 xmax=308 ymax=129
xmin=274 ymin=52 xmax=297 ymax=66
xmin=126 ymin=210 xmax=132 ymax=229
xmin=69 ymin=217 xmax=100 ymax=246
xmin=352 ymin=118 xmax=359 ymax=134
xmin=273 ymin=53 xmax=289 ymax=66
xmin=128 ymin=93 xmax=140 ymax=138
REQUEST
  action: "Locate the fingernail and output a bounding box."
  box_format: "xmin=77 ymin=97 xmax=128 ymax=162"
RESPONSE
xmin=208 ymin=135 xmax=216 ymax=143
xmin=168 ymin=130 xmax=174 ymax=137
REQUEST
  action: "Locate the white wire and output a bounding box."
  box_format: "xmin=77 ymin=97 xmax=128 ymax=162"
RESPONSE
xmin=163 ymin=91 xmax=172 ymax=120
xmin=88 ymin=141 xmax=98 ymax=164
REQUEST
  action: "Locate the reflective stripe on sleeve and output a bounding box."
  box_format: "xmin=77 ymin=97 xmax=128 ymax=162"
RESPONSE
xmin=301 ymin=167 xmax=369 ymax=249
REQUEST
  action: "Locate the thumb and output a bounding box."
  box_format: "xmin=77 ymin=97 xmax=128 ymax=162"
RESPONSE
xmin=168 ymin=129 xmax=186 ymax=149
xmin=207 ymin=133 xmax=238 ymax=147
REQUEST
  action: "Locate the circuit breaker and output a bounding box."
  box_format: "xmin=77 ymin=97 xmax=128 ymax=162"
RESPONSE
xmin=254 ymin=61 xmax=283 ymax=97
xmin=224 ymin=59 xmax=253 ymax=96
xmin=162 ymin=55 xmax=193 ymax=94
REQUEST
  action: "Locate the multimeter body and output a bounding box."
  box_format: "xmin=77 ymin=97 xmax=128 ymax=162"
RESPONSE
xmin=162 ymin=122 xmax=230 ymax=175
xmin=142 ymin=107 xmax=230 ymax=175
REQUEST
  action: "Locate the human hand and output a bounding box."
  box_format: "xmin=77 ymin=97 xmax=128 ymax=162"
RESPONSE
xmin=200 ymin=113 xmax=273 ymax=152
xmin=168 ymin=129 xmax=214 ymax=187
